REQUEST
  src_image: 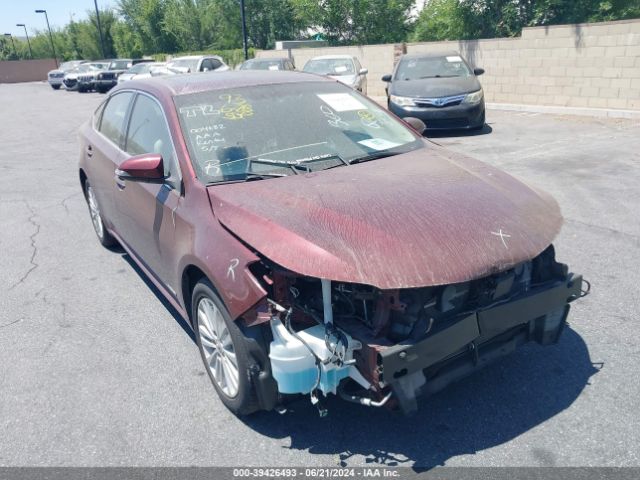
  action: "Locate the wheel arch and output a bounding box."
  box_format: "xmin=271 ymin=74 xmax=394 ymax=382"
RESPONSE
xmin=181 ymin=263 xmax=224 ymax=327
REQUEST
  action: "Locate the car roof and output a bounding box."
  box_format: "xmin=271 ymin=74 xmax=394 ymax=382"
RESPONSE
xmin=246 ymin=57 xmax=287 ymax=62
xmin=171 ymin=55 xmax=222 ymax=61
xmin=308 ymin=54 xmax=356 ymax=61
xmin=401 ymin=51 xmax=462 ymax=59
xmin=120 ymin=70 xmax=333 ymax=97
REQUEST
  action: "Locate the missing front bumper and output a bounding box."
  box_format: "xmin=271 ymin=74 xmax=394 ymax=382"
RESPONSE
xmin=379 ymin=275 xmax=583 ymax=414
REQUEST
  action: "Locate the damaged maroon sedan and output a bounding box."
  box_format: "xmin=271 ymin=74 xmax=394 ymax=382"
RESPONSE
xmin=79 ymin=71 xmax=586 ymax=416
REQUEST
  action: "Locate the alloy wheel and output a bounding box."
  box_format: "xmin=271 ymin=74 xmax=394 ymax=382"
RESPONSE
xmin=86 ymin=185 xmax=104 ymax=239
xmin=197 ymin=297 xmax=240 ymax=398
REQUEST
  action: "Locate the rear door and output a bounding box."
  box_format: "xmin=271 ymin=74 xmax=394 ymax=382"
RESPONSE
xmin=85 ymin=91 xmax=135 ymax=228
xmin=115 ymin=92 xmax=183 ymax=290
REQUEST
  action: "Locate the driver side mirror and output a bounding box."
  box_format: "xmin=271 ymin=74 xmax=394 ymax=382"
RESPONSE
xmin=473 ymin=67 xmax=485 ymax=76
xmin=116 ymin=153 xmax=166 ymax=184
xmin=359 ymin=68 xmax=368 ymax=75
xmin=381 ymin=74 xmax=392 ymax=82
xmin=403 ymin=117 xmax=426 ymax=135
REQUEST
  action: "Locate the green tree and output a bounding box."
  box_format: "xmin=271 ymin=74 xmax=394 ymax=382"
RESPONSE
xmin=291 ymin=0 xmax=414 ymax=45
xmin=413 ymin=0 xmax=640 ymax=41
xmin=118 ymin=0 xmax=178 ymax=53
xmin=412 ymin=0 xmax=468 ymax=41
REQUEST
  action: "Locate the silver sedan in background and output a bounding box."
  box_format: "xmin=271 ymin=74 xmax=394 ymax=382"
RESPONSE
xmin=117 ymin=62 xmax=166 ymax=84
xmin=303 ymin=55 xmax=368 ymax=94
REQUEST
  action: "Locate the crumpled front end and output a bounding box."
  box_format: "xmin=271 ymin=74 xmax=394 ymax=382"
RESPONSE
xmin=245 ymin=245 xmax=586 ymax=415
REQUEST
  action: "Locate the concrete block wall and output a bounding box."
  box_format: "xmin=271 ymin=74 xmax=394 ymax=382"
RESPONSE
xmin=256 ymin=19 xmax=640 ymax=111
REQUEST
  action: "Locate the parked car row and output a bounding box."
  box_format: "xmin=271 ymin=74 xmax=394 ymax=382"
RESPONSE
xmin=237 ymin=54 xmax=369 ymax=94
xmin=49 ymin=50 xmax=486 ymax=131
xmin=236 ymin=52 xmax=486 ymax=130
xmin=48 ymin=55 xmax=231 ymax=94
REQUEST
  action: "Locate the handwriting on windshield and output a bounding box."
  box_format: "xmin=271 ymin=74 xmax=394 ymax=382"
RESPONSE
xmin=219 ymin=94 xmax=254 ymax=120
xmin=320 ymin=105 xmax=348 ymax=128
xmin=179 ymin=104 xmax=220 ymax=117
xmin=357 ymin=109 xmax=381 ymax=129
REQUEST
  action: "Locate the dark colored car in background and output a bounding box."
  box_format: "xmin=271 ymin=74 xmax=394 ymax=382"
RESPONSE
xmin=78 ymin=71 xmax=584 ymax=417
xmin=383 ymin=51 xmax=486 ymax=130
xmin=95 ymin=59 xmax=153 ymax=93
xmin=238 ymin=57 xmax=295 ymax=71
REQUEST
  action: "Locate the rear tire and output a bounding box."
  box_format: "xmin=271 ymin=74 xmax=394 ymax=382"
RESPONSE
xmin=84 ymin=180 xmax=116 ymax=248
xmin=192 ymin=279 xmax=259 ymax=416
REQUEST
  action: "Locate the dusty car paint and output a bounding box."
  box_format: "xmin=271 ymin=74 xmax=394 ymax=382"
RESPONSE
xmin=207 ymin=144 xmax=562 ymax=289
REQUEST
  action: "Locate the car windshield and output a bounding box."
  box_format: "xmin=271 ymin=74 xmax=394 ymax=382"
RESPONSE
xmin=126 ymin=63 xmax=154 ymax=74
xmin=60 ymin=61 xmax=80 ymax=71
xmin=90 ymin=63 xmax=108 ymax=70
xmin=240 ymin=59 xmax=283 ymax=71
xmin=110 ymin=60 xmax=130 ymax=70
xmin=303 ymin=58 xmax=355 ymax=76
xmin=174 ymin=82 xmax=422 ymax=185
xmin=169 ymin=58 xmax=199 ymax=72
xmin=73 ymin=64 xmax=97 ymax=73
xmin=395 ymin=55 xmax=472 ymax=80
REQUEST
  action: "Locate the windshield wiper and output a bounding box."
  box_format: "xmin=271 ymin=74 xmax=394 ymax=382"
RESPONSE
xmin=348 ymin=151 xmax=400 ymax=165
xmin=244 ymin=172 xmax=288 ymax=182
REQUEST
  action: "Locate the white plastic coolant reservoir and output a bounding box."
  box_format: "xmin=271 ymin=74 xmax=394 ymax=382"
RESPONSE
xmin=269 ymin=318 xmax=353 ymax=395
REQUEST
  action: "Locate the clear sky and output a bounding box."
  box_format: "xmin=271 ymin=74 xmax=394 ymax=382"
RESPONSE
xmin=1 ymin=0 xmax=117 ymax=36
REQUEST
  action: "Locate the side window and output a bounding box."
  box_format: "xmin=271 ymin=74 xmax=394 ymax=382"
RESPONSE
xmin=99 ymin=92 xmax=134 ymax=146
xmin=210 ymin=58 xmax=222 ymax=70
xmin=125 ymin=94 xmax=176 ymax=177
xmin=200 ymin=59 xmax=211 ymax=72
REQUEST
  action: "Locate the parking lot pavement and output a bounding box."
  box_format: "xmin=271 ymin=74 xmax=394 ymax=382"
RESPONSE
xmin=0 ymin=81 xmax=639 ymax=468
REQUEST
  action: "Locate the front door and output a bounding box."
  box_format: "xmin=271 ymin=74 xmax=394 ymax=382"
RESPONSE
xmin=115 ymin=93 xmax=183 ymax=294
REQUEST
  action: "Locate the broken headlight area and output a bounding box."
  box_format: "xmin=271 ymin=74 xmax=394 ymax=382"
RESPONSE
xmin=246 ymin=245 xmax=587 ymax=415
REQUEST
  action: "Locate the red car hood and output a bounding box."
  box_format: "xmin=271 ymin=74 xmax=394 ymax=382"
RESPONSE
xmin=207 ymin=145 xmax=562 ymax=289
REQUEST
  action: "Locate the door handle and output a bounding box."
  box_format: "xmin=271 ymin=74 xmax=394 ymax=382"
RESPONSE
xmin=86 ymin=145 xmax=93 ymax=158
xmin=115 ymin=174 xmax=126 ymax=190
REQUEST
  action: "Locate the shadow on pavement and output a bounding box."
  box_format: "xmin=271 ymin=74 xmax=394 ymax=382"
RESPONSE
xmin=242 ymin=326 xmax=599 ymax=468
xmin=120 ymin=252 xmax=196 ymax=343
xmin=426 ymin=123 xmax=493 ymax=139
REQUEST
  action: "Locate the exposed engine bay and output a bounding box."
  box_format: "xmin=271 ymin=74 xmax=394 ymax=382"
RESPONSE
xmin=247 ymin=245 xmax=587 ymax=415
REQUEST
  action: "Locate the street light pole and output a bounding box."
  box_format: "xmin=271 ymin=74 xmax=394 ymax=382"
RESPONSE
xmin=35 ymin=9 xmax=58 ymax=68
xmin=4 ymin=33 xmax=17 ymax=58
xmin=240 ymin=0 xmax=248 ymax=60
xmin=16 ymin=24 xmax=33 ymax=59
xmin=93 ymin=0 xmax=107 ymax=59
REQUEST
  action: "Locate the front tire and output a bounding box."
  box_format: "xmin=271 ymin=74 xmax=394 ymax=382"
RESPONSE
xmin=84 ymin=180 xmax=116 ymax=247
xmin=192 ymin=279 xmax=259 ymax=415
xmin=51 ymin=84 xmax=61 ymax=90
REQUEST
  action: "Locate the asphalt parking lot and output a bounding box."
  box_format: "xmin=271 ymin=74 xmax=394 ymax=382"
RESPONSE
xmin=1 ymin=81 xmax=639 ymax=468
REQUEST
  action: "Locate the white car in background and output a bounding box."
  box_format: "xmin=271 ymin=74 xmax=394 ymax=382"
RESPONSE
xmin=117 ymin=62 xmax=166 ymax=84
xmin=63 ymin=63 xmax=108 ymax=91
xmin=303 ymin=54 xmax=369 ymax=94
xmin=163 ymin=55 xmax=230 ymax=74
xmin=47 ymin=60 xmax=86 ymax=90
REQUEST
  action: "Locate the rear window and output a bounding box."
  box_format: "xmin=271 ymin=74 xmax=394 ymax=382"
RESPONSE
xmin=99 ymin=92 xmax=133 ymax=146
xmin=395 ymin=55 xmax=472 ymax=80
